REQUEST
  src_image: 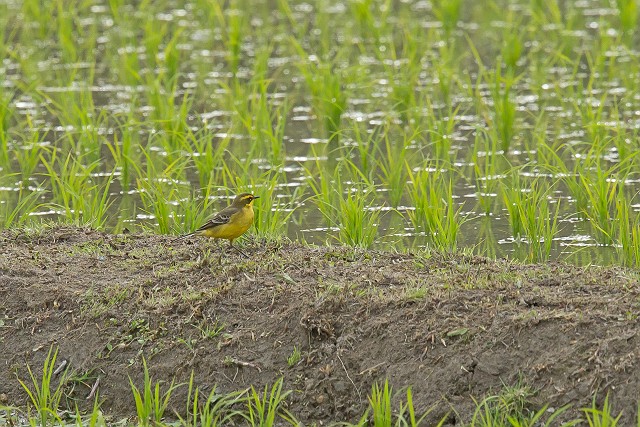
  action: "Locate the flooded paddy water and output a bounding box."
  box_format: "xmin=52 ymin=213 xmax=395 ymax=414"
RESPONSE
xmin=1 ymin=0 xmax=640 ymax=265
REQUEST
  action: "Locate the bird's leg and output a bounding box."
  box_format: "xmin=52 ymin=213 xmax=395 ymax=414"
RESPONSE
xmin=212 ymin=239 xmax=224 ymax=264
xmin=229 ymin=239 xmax=249 ymax=258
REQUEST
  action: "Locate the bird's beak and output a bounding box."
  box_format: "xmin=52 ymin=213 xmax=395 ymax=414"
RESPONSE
xmin=253 ymin=196 xmax=260 ymax=199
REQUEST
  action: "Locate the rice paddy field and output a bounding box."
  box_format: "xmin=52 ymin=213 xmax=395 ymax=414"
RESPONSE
xmin=1 ymin=0 xmax=640 ymax=264
xmin=2 ymin=0 xmax=640 ymax=425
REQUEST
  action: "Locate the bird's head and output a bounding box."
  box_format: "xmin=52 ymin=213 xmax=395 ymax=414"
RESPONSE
xmin=233 ymin=193 xmax=260 ymax=207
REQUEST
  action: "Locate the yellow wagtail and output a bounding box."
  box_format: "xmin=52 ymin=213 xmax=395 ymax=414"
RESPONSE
xmin=178 ymin=192 xmax=259 ymax=257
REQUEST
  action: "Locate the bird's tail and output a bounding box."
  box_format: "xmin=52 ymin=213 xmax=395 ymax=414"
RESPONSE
xmin=172 ymin=232 xmax=196 ymax=242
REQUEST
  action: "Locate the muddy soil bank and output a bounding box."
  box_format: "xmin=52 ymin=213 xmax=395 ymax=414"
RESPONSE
xmin=1 ymin=227 xmax=639 ymax=424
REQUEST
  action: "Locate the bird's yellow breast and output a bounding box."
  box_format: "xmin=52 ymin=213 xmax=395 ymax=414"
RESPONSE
xmin=200 ymin=206 xmax=254 ymax=241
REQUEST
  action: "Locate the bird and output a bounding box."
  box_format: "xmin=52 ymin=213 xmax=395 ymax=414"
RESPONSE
xmin=176 ymin=192 xmax=259 ymax=257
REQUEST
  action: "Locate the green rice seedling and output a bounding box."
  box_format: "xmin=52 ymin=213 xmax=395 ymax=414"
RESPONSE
xmin=500 ymin=18 xmax=524 ymax=77
xmin=40 ymin=151 xmax=116 ymax=229
xmin=225 ymin=6 xmax=247 ymax=76
xmin=350 ymin=120 xmax=381 ymax=180
xmin=368 ymin=381 xmax=392 ymax=427
xmin=520 ymin=182 xmax=561 ymax=262
xmin=526 ymin=117 xmax=563 ymax=169
xmin=530 ymin=0 xmax=562 ymax=27
xmin=116 ymin=39 xmax=143 ymax=86
xmin=184 ymin=127 xmax=232 ymax=190
xmin=34 ymin=85 xmax=100 ymax=139
xmin=0 ymin=8 xmax=12 ymax=59
xmin=232 ymin=76 xmax=289 ymax=165
xmin=406 ymin=164 xmax=466 ymax=252
xmin=172 ymin=179 xmax=231 ymax=236
xmin=489 ymin=64 xmax=518 ymax=153
xmin=21 ymin=0 xmax=57 ymax=39
xmin=348 ymin=381 xmax=443 ymax=427
xmin=16 ymin=345 xmax=70 ymax=427
xmin=0 ymin=90 xmax=14 ymax=167
xmin=276 ymin=0 xmax=309 ymax=41
xmin=569 ymin=141 xmax=637 ymax=231
xmin=161 ymin=26 xmax=184 ymax=85
xmin=333 ymin=182 xmax=382 ymax=249
xmin=142 ymin=19 xmax=167 ymax=77
xmin=475 ymin=216 xmax=499 ymax=259
xmin=73 ymin=116 xmax=112 ymax=165
xmin=614 ymin=191 xmax=640 ymax=268
xmin=0 ymin=180 xmax=46 ymax=229
xmin=397 ymin=387 xmax=444 ymax=427
xmin=207 ymin=1 xmax=247 ymax=74
xmin=253 ymin=184 xmax=302 ymax=241
xmin=13 ymin=121 xmax=47 ymax=183
xmin=348 ymin=0 xmax=393 ymax=49
xmin=501 ymin=174 xmax=562 ymax=261
xmin=430 ymin=40 xmax=460 ymax=106
xmin=130 ymin=358 xmax=180 ymax=427
xmin=501 ymin=172 xmax=527 ymax=241
xmin=137 ymin=177 xmax=182 ymax=235
xmin=247 ymin=38 xmax=273 ymax=84
xmin=616 ymin=0 xmax=637 ymax=38
xmin=106 ymin=112 xmax=142 ymax=191
xmin=610 ymin=108 xmax=639 ymax=165
xmin=55 ymin=0 xmax=78 ymax=64
xmin=538 ymin=154 xmax=587 ymax=220
xmin=376 ymin=128 xmax=418 ymax=208
xmin=305 ymin=157 xmax=341 ymax=226
xmin=177 ymin=372 xmax=246 ymax=427
xmin=306 ymin=156 xmax=381 ymax=248
xmin=348 ymin=0 xmax=374 ymax=39
xmin=580 ymin=171 xmax=620 ymax=246
xmin=245 ymin=378 xmax=296 ymax=427
xmin=432 ymin=0 xmax=462 ymax=41
xmin=471 ymin=129 xmax=504 ymax=215
xmin=341 ymin=186 xmax=381 ymax=247
xmin=581 ymin=394 xmax=622 ymax=427
xmin=424 ymin=104 xmax=459 ymax=161
xmin=132 ymin=149 xmax=190 ymax=234
xmin=570 ymin=91 xmax=608 ymax=145
xmin=146 ymin=85 xmax=191 ymax=163
xmin=76 ymin=173 xmax=115 ymax=230
xmin=108 ymin=0 xmax=124 ymax=22
xmin=385 ymin=28 xmax=422 ymax=123
xmin=291 ymin=39 xmax=347 ymax=143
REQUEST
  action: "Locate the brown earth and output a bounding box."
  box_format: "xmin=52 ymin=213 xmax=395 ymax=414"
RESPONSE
xmin=1 ymin=226 xmax=640 ymax=425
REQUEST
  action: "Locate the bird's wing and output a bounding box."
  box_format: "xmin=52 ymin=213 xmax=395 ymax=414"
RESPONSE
xmin=194 ymin=206 xmax=235 ymax=232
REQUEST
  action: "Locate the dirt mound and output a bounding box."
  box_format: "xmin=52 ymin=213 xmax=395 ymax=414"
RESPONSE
xmin=1 ymin=226 xmax=639 ymax=424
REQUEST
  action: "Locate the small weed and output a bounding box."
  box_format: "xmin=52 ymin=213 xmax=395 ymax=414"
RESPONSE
xmin=197 ymin=320 xmax=225 ymax=340
xmin=287 ymin=347 xmax=301 ymax=367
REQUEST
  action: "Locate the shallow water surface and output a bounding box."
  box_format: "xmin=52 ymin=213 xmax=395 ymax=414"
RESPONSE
xmin=1 ymin=0 xmax=640 ymax=265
